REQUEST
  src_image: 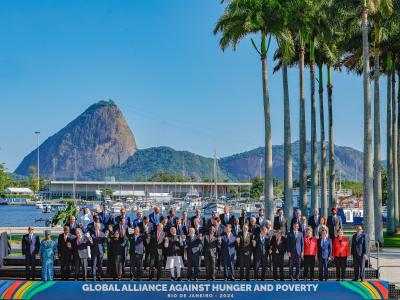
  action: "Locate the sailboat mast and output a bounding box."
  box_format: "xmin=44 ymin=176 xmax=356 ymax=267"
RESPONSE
xmin=214 ymin=150 xmax=218 ymax=199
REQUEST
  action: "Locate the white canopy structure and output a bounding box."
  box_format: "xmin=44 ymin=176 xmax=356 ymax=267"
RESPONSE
xmin=5 ymin=187 xmax=34 ymax=195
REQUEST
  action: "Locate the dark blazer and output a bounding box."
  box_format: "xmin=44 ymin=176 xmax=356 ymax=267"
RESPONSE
xmin=138 ymin=221 xmax=153 ymax=234
xmin=90 ymin=231 xmax=107 ymax=256
xmin=253 ymin=234 xmax=270 ymax=257
xmin=175 ymin=224 xmax=188 ymax=236
xmin=185 ymin=235 xmax=203 ymax=258
xmin=287 ymin=231 xmax=304 ymax=256
xmin=318 ymin=237 xmax=333 ymax=259
xmin=327 ymin=214 xmax=343 ymax=239
xmin=114 ymin=216 xmax=132 ymax=227
xmin=149 ymin=231 xmax=166 ymax=257
xmin=128 ymin=233 xmax=146 ymax=255
xmin=22 ymin=234 xmax=40 ymax=256
xmin=149 ymin=212 xmax=163 ymax=226
xmin=57 ymin=233 xmax=75 ymax=257
xmin=181 ymin=218 xmax=192 ymax=233
xmin=220 ymin=233 xmax=237 ymax=258
xmin=72 ymin=236 xmax=92 ymax=259
xmin=308 ymin=215 xmax=321 ymax=230
xmin=219 ymin=214 xmax=236 ymax=226
xmin=98 ymin=211 xmax=113 ymax=226
xmin=290 ymin=217 xmax=303 ymax=232
xmin=270 ymin=235 xmax=287 ymax=256
xmin=164 ymin=235 xmax=184 ymax=256
xmin=65 ymin=222 xmax=79 ymax=235
xmin=113 ymin=224 xmax=129 ymax=238
xmin=232 ymin=224 xmax=241 ymax=237
xmin=193 ymin=226 xmax=206 ymax=236
xmin=203 ymin=234 xmax=220 ymax=258
xmin=238 ymin=232 xmax=253 ymax=256
xmin=86 ymin=222 xmax=105 ymax=235
xmin=351 ymin=233 xmax=369 ymax=257
xmin=190 ymin=216 xmax=206 ymax=227
xmin=249 ymin=224 xmax=261 ymax=237
xmin=273 ymin=216 xmax=288 ymax=235
xmin=239 ymin=216 xmax=249 ymax=227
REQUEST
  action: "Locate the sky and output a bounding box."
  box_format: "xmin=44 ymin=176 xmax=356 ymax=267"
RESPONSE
xmin=0 ymin=0 xmax=388 ymax=172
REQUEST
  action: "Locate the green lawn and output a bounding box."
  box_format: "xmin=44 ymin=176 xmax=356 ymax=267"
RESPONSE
xmin=383 ymin=231 xmax=400 ymax=248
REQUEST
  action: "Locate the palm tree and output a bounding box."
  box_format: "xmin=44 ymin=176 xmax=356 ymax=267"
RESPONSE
xmin=386 ymin=55 xmax=394 ymax=233
xmin=214 ymin=0 xmax=287 ymax=221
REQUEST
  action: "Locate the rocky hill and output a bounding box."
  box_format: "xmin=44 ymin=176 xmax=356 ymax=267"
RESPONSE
xmin=14 ymin=100 xmax=137 ymax=178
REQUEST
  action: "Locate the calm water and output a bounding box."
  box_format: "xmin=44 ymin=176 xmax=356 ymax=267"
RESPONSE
xmin=0 ymin=205 xmax=56 ymax=227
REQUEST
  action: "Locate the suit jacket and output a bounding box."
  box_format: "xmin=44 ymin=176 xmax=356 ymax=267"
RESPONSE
xmin=181 ymin=218 xmax=192 ymax=233
xmin=203 ymin=234 xmax=220 ymax=258
xmin=238 ymin=232 xmax=253 ymax=256
xmin=114 ymin=216 xmax=132 ymax=228
xmin=98 ymin=211 xmax=113 ymax=226
xmin=239 ymin=216 xmax=249 ymax=227
xmin=220 ymin=233 xmax=237 ymax=258
xmin=273 ymin=216 xmax=288 ymax=236
xmin=232 ymin=224 xmax=241 ymax=237
xmin=287 ymin=231 xmax=304 ymax=256
xmin=113 ymin=224 xmax=129 ymax=240
xmin=132 ymin=218 xmax=143 ymax=228
xmin=149 ymin=231 xmax=166 ymax=257
xmin=308 ymin=215 xmax=321 ymax=230
xmin=138 ymin=221 xmax=153 ymax=234
xmin=333 ymin=236 xmax=351 ymax=257
xmin=303 ymin=236 xmax=318 ymax=256
xmin=219 ymin=214 xmax=235 ymax=226
xmin=253 ymin=234 xmax=270 ymax=258
xmin=86 ymin=222 xmax=105 ymax=235
xmin=256 ymin=217 xmax=267 ymax=227
xmin=214 ymin=224 xmax=225 ymax=237
xmin=249 ymin=224 xmax=261 ymax=237
xmin=149 ymin=212 xmax=163 ymax=227
xmin=164 ymin=235 xmax=184 ymax=256
xmin=174 ymin=224 xmax=188 ymax=236
xmin=185 ymin=235 xmax=203 ymax=258
xmin=22 ymin=234 xmax=40 ymax=257
xmin=318 ymin=237 xmax=333 ymax=259
xmin=270 ymin=235 xmax=287 ymax=257
xmin=128 ymin=233 xmax=146 ymax=255
xmin=72 ymin=236 xmax=92 ymax=259
xmin=167 ymin=216 xmax=176 ymax=228
xmin=57 ymin=233 xmax=75 ymax=257
xmin=327 ymin=214 xmax=342 ymax=238
xmin=65 ymin=221 xmax=79 ymax=235
xmin=193 ymin=226 xmax=206 ymax=236
xmin=290 ymin=217 xmax=303 ymax=232
xmin=90 ymin=231 xmax=107 ymax=257
xmin=351 ymin=233 xmax=369 ymax=257
xmin=190 ymin=216 xmax=206 ymax=227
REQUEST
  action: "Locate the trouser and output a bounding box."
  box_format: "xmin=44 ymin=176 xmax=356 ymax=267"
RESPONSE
xmin=112 ymin=255 xmax=122 ymax=279
xmin=223 ymin=253 xmax=236 ymax=280
xmin=255 ymin=255 xmax=268 ymax=280
xmin=41 ymin=259 xmax=54 ymax=281
xmin=92 ymin=254 xmax=103 ymax=279
xmin=121 ymin=246 xmax=128 ymax=273
xmin=353 ymin=254 xmax=366 ymax=280
xmin=144 ymin=249 xmax=150 ymax=268
xmin=335 ymin=256 xmax=347 ymax=280
xmin=303 ymin=255 xmax=316 ymax=280
xmin=74 ymin=257 xmax=88 ymax=280
xmin=318 ymin=257 xmax=329 ymax=280
xmin=150 ymin=254 xmax=163 ymax=280
xmin=205 ymin=253 xmax=216 ymax=280
xmin=272 ymin=254 xmax=284 ymax=281
xmin=25 ymin=255 xmax=36 ymax=280
xmin=130 ymin=253 xmax=143 ymax=279
xmin=289 ymin=255 xmax=301 ymax=279
xmin=188 ymin=254 xmax=201 ymax=280
xmin=60 ymin=254 xmax=71 ymax=280
xmin=169 ymin=267 xmax=181 ymax=279
xmin=240 ymin=254 xmax=252 ymax=280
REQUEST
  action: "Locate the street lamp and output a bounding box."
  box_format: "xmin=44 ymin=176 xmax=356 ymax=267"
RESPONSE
xmin=34 ymin=131 xmax=40 ymax=195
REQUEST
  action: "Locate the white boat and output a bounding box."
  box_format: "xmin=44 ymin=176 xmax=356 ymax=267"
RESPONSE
xmin=42 ymin=204 xmax=52 ymax=213
xmin=111 ymin=202 xmax=125 ymax=214
xmin=35 ymin=201 xmax=44 ymax=209
xmin=203 ymin=201 xmax=225 ymax=215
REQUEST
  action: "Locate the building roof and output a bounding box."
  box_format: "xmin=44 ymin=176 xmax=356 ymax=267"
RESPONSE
xmin=5 ymin=187 xmax=34 ymax=194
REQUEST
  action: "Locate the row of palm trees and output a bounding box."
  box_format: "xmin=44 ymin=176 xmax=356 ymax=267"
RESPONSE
xmin=214 ymin=0 xmax=400 ymax=243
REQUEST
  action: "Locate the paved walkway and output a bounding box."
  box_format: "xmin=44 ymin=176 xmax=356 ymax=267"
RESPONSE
xmin=370 ymin=247 xmax=400 ymax=286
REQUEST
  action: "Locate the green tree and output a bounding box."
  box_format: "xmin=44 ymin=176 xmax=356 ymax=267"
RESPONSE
xmin=250 ymin=177 xmax=264 ymax=200
xmin=28 ymin=165 xmax=38 ymax=193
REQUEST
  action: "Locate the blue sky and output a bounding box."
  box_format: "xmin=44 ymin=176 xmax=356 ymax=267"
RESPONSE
xmin=0 ymin=0 xmax=386 ymax=171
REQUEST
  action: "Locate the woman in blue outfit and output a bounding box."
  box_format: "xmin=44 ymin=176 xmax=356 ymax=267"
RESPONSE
xmin=39 ymin=230 xmax=57 ymax=281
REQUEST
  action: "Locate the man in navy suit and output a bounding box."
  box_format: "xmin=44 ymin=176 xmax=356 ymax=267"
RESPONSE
xmin=232 ymin=218 xmax=241 ymax=237
xmin=220 ymin=206 xmax=235 ymax=227
xmin=273 ymin=209 xmax=288 ymax=236
xmin=128 ymin=226 xmax=145 ymax=281
xmin=351 ymin=225 xmax=369 ymax=281
xmin=65 ymin=215 xmax=79 ymax=235
xmin=98 ymin=204 xmax=113 ymax=227
xmin=308 ymin=208 xmax=321 ymax=232
xmin=256 ymin=209 xmax=267 ymax=227
xmin=181 ymin=211 xmax=192 ymax=233
xmin=185 ymin=227 xmax=203 ymax=281
xmin=113 ymin=218 xmax=129 ymax=273
xmin=318 ymin=228 xmax=332 ymax=281
xmin=132 ymin=211 xmax=144 ymax=229
xmin=149 ymin=207 xmax=163 ymax=227
xmin=290 ymin=209 xmax=303 ymax=233
xmin=287 ymin=223 xmax=304 ymax=281
xmin=220 ymin=224 xmax=237 ymax=281
xmin=90 ymin=223 xmax=108 ymax=281
xmin=22 ymin=226 xmax=40 ymax=280
xmin=114 ymin=208 xmax=132 ymax=228
xmin=190 ymin=209 xmax=206 ymax=227
xmin=253 ymin=226 xmax=270 ymax=281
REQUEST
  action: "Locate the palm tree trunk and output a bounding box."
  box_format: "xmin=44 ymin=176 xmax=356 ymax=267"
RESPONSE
xmin=361 ymin=5 xmax=374 ymax=241
xmin=327 ymin=65 xmax=336 ymax=210
xmin=319 ymin=65 xmax=328 ymax=217
xmin=261 ymin=50 xmax=274 ymax=222
xmin=310 ymin=49 xmax=319 ymax=211
xmin=387 ymin=72 xmax=394 ymax=234
xmin=299 ymin=45 xmax=308 ymax=216
xmin=283 ymin=63 xmax=293 ymax=220
xmin=393 ymin=69 xmax=399 ymax=230
xmin=397 ymin=69 xmax=400 ymax=230
xmin=373 ymin=37 xmax=383 ymax=243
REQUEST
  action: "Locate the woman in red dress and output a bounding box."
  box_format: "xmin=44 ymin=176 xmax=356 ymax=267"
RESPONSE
xmin=332 ymin=228 xmax=350 ymax=281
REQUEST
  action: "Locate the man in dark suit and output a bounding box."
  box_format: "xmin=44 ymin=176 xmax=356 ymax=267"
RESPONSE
xmin=90 ymin=223 xmax=108 ymax=281
xmin=174 ymin=217 xmax=188 ymax=236
xmin=287 ymin=223 xmax=304 ymax=281
xmin=114 ymin=208 xmax=132 ymax=228
xmin=203 ymin=226 xmax=220 ymax=281
xmin=273 ymin=209 xmax=288 ymax=236
xmin=308 ymin=208 xmax=321 ymax=232
xmin=327 ymin=207 xmax=343 ymax=241
xmin=256 ymin=209 xmax=267 ymax=227
xmin=270 ymin=230 xmax=286 ymax=281
xmin=238 ymin=209 xmax=249 ymax=227
xmin=149 ymin=224 xmax=166 ymax=280
xmin=149 ymin=207 xmax=163 ymax=227
xmin=86 ymin=215 xmax=105 ymax=235
xmin=185 ymin=227 xmax=203 ymax=281
xmin=248 ymin=217 xmax=261 ymax=237
xmin=191 ymin=208 xmax=206 ymax=227
xmin=98 ymin=204 xmax=113 ymax=227
xmin=72 ymin=228 xmax=93 ymax=281
xmin=290 ymin=209 xmax=303 ymax=233
xmin=65 ymin=215 xmax=79 ymax=235
xmin=167 ymin=209 xmax=177 ymax=228
xmin=220 ymin=206 xmax=235 ymax=227
xmin=318 ymin=228 xmax=332 ymax=281
xmin=237 ymin=225 xmax=253 ymax=281
xmin=138 ymin=216 xmax=153 ymax=234
xmin=132 ymin=211 xmax=144 ymax=229
xmin=212 ymin=218 xmax=225 ymax=270
xmin=220 ymin=225 xmax=237 ymax=281
xmin=232 ymin=218 xmax=241 ymax=237
xmin=57 ymin=226 xmax=74 ymax=280
xmin=253 ymin=226 xmax=270 ymax=281
xmin=128 ymin=226 xmax=145 ymax=281
xmin=351 ymin=225 xmax=369 ymax=281
xmin=113 ymin=218 xmax=129 ymax=272
xmin=22 ymin=226 xmax=40 ymax=280
xmin=192 ymin=218 xmax=205 ymax=236
xmin=182 ymin=211 xmax=192 ymax=233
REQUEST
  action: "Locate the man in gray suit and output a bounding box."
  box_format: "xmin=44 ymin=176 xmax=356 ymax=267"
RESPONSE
xmin=327 ymin=208 xmax=342 ymax=240
xmin=273 ymin=209 xmax=288 ymax=236
xmin=72 ymin=228 xmax=93 ymax=281
xmin=203 ymin=225 xmax=220 ymax=281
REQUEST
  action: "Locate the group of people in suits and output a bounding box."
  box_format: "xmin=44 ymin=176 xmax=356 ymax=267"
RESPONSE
xmin=22 ymin=204 xmax=369 ymax=282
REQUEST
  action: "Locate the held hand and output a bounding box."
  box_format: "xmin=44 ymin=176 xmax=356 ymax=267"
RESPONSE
xmin=66 ymin=242 xmax=71 ymax=248
xmin=288 ymin=252 xmax=291 ymax=258
xmin=301 ymin=253 xmax=304 ymax=260
xmin=269 ymin=249 xmax=272 ymax=254
xmin=236 ymin=237 xmax=240 ymax=244
xmin=363 ymin=254 xmax=368 ymax=260
xmin=252 ymin=240 xmax=256 ymax=247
